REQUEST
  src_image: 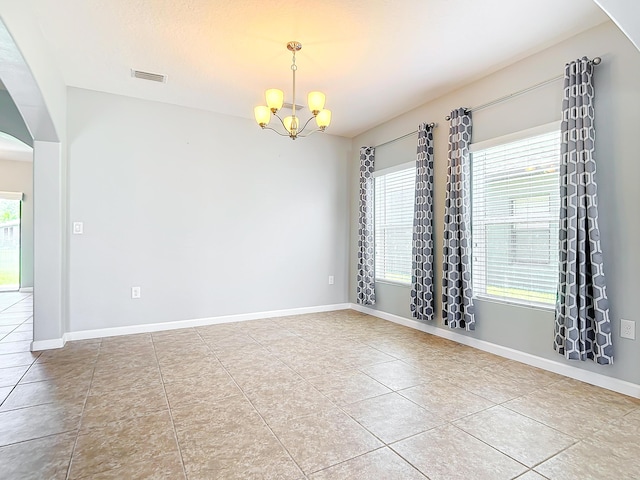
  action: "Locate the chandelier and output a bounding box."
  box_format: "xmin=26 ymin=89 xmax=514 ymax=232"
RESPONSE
xmin=254 ymin=41 xmax=331 ymax=140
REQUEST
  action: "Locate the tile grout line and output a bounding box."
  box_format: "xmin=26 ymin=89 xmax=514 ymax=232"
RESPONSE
xmin=0 ymin=314 xmax=41 ymax=410
xmin=3 ymin=307 xmax=637 ymax=478
xmin=0 ymin=294 xmax=32 ymax=313
xmin=0 ymin=293 xmax=33 ymax=346
xmin=305 ymin=444 xmax=428 ymax=479
xmin=339 ymin=363 xmax=526 ymax=476
xmin=245 ymin=327 xmax=407 ymax=476
xmin=525 ymin=440 xmax=582 ymax=473
xmin=150 ymin=335 xmax=190 ymax=480
xmin=193 ymin=327 xmax=309 ymax=479
xmin=65 ymin=339 xmax=101 ymax=480
xmin=252 ymin=318 xmax=512 ymax=477
xmin=0 ymin=295 xmax=33 ymax=394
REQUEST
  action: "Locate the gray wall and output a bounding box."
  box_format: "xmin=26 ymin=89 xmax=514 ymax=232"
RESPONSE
xmin=0 ymin=158 xmax=33 ymax=288
xmin=349 ymin=21 xmax=640 ymax=385
xmin=67 ymin=88 xmax=351 ymax=331
xmin=0 ymin=90 xmax=33 ymax=148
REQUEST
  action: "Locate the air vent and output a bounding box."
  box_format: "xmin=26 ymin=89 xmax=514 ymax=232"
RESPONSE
xmin=282 ymin=102 xmax=305 ymax=111
xmin=130 ymin=69 xmax=167 ymax=83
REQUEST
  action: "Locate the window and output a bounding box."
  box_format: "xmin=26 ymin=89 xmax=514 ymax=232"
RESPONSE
xmin=471 ymin=126 xmax=561 ymax=307
xmin=374 ymin=164 xmax=415 ymax=284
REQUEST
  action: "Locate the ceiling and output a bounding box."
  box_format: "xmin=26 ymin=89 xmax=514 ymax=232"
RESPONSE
xmin=0 ymin=131 xmax=32 ymax=162
xmin=23 ymin=0 xmax=607 ymax=137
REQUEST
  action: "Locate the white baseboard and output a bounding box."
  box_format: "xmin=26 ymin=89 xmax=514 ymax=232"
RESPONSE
xmin=31 ymin=338 xmax=65 ymax=351
xmin=36 ymin=303 xmax=351 ymax=347
xmin=351 ymin=303 xmax=640 ymax=399
xmin=32 ymin=300 xmax=639 ymax=399
xmin=19 ymin=287 xmax=34 ymax=293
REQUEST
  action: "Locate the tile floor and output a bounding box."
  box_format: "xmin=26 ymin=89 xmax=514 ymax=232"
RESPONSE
xmin=0 ymin=295 xmax=638 ymax=479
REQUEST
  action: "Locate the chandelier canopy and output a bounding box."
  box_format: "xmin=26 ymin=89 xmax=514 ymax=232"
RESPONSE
xmin=254 ymin=41 xmax=331 ymax=140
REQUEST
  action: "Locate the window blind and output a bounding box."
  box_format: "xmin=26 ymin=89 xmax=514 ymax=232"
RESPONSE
xmin=471 ymin=130 xmax=561 ymax=306
xmin=374 ymin=166 xmax=415 ymax=284
xmin=0 ymin=191 xmax=23 ymax=201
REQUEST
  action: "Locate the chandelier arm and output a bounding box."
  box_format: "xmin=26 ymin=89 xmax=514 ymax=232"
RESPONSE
xmin=272 ymin=112 xmax=289 ymax=130
xmin=255 ymin=41 xmax=328 ymax=140
xmin=262 ymin=126 xmax=291 ymax=137
xmin=296 ymin=115 xmax=317 ymax=135
xmin=296 ymin=127 xmax=322 ymax=138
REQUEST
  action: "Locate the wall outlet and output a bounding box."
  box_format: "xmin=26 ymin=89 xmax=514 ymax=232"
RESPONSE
xmin=620 ymin=319 xmax=635 ymax=340
xmin=72 ymin=222 xmax=84 ymax=235
xmin=328 ymin=275 xmax=334 ymax=285
xmin=131 ymin=286 xmax=141 ymax=299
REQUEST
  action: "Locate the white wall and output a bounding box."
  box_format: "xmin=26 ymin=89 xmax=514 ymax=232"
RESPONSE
xmin=0 ymin=8 xmax=69 ymax=344
xmin=67 ymin=88 xmax=351 ymax=332
xmin=349 ymin=21 xmax=640 ymax=386
xmin=0 ymin=158 xmax=33 ymax=287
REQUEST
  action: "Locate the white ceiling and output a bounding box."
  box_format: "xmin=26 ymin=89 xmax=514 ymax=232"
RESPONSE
xmin=0 ymin=131 xmax=32 ymax=162
xmin=25 ymin=0 xmax=607 ymax=137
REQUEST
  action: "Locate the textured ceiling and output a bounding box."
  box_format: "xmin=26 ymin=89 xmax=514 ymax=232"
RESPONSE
xmin=24 ymin=0 xmax=607 ymax=137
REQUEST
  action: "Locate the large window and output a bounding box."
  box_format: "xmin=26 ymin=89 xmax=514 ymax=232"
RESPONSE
xmin=471 ymin=126 xmax=560 ymax=307
xmin=374 ymin=164 xmax=415 ymax=284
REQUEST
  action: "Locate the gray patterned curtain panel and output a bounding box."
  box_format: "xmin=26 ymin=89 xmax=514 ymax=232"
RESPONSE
xmin=442 ymin=108 xmax=475 ymax=330
xmin=554 ymin=57 xmax=613 ymax=364
xmin=411 ymin=123 xmax=435 ymax=321
xmin=357 ymin=147 xmax=376 ymax=305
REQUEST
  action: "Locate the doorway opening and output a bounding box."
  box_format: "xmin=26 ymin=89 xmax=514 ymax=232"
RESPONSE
xmin=0 ymin=196 xmax=21 ymax=292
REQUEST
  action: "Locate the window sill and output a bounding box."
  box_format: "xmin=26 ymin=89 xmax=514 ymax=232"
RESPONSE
xmin=375 ymin=279 xmax=411 ymax=288
xmin=474 ymin=295 xmax=555 ymax=312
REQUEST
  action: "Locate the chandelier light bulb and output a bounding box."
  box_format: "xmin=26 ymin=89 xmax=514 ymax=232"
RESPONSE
xmin=316 ymin=109 xmax=332 ymax=129
xmin=308 ymin=91 xmax=326 ymax=115
xmin=254 ymin=106 xmax=271 ymax=127
xmin=283 ymin=115 xmax=299 ymax=136
xmin=265 ymin=89 xmax=284 ymax=113
xmin=254 ymin=41 xmax=331 ymax=139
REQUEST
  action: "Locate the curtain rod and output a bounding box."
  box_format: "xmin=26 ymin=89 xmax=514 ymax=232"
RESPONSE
xmin=444 ymin=56 xmax=602 ymax=120
xmin=374 ymin=122 xmax=437 ymax=149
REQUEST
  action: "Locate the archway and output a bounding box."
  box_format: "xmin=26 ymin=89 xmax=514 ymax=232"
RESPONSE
xmin=0 ymin=17 xmax=66 ymax=349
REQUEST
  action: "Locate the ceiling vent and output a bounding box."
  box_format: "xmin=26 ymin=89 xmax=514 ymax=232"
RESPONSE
xmin=282 ymin=102 xmax=305 ymax=111
xmin=131 ymin=69 xmax=167 ymax=83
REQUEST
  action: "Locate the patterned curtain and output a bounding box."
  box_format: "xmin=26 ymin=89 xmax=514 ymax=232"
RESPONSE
xmin=411 ymin=123 xmax=435 ymax=321
xmin=357 ymin=147 xmax=376 ymax=305
xmin=442 ymin=108 xmax=475 ymax=330
xmin=554 ymin=57 xmax=613 ymax=364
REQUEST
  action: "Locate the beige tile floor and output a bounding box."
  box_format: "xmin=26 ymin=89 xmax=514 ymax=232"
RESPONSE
xmin=0 ymin=294 xmax=639 ymax=479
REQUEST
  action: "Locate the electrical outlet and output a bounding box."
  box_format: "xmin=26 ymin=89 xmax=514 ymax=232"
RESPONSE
xmin=620 ymin=319 xmax=635 ymax=340
xmin=72 ymin=222 xmax=83 ymax=235
xmin=328 ymin=275 xmax=334 ymax=285
xmin=131 ymin=286 xmax=141 ymax=299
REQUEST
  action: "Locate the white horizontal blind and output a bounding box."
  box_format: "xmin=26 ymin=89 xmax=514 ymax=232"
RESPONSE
xmin=471 ymin=130 xmax=561 ymax=306
xmin=0 ymin=191 xmax=23 ymax=201
xmin=375 ymin=167 xmax=415 ymax=284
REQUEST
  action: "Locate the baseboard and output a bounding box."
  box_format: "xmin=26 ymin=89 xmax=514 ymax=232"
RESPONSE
xmin=31 ymin=338 xmax=65 ymax=351
xmin=19 ymin=287 xmax=34 ymax=293
xmin=351 ymin=303 xmax=640 ymax=399
xmin=35 ymin=299 xmax=638 ymax=398
xmin=59 ymin=302 xmax=351 ymax=343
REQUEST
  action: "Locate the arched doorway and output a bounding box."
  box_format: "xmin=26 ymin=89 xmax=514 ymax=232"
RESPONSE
xmin=0 ymin=17 xmax=66 ymax=350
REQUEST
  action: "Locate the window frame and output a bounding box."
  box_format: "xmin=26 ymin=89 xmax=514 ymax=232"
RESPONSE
xmin=470 ymin=122 xmax=561 ymax=310
xmin=373 ymin=161 xmax=415 ymax=286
